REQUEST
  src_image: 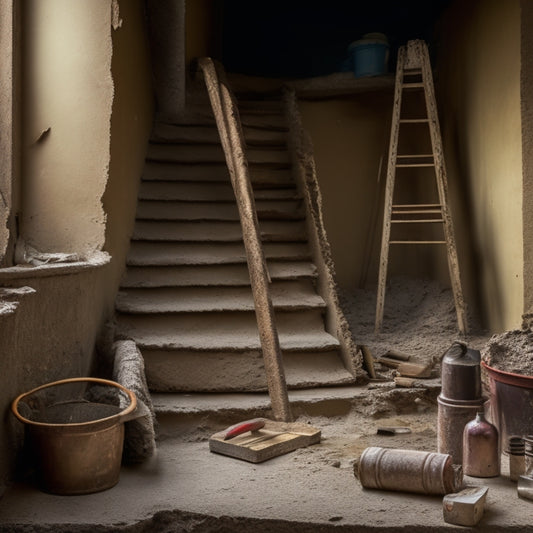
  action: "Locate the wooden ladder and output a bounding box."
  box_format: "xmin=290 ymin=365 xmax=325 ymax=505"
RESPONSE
xmin=375 ymin=39 xmax=468 ymax=334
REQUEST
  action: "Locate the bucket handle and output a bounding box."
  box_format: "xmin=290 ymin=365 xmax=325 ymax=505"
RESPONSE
xmin=11 ymin=377 xmax=137 ymax=426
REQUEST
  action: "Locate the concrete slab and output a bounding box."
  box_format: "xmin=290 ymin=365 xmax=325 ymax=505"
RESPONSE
xmin=1 ymin=401 xmax=532 ymax=532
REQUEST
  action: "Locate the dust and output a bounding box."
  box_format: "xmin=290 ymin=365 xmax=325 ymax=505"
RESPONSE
xmin=481 ymin=328 xmax=533 ymax=375
xmin=339 ymin=276 xmax=490 ymax=370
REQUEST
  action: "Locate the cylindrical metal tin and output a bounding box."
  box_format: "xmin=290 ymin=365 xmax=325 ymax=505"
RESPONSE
xmin=463 ymin=412 xmax=500 ymax=477
xmin=356 ymin=446 xmax=463 ymax=495
xmin=507 ymin=436 xmax=525 ymax=482
xmin=437 ymin=395 xmax=485 ymax=465
xmin=440 ymin=341 xmax=481 ymax=401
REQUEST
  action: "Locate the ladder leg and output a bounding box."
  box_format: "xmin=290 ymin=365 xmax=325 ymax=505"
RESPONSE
xmin=419 ymin=42 xmax=468 ymax=334
xmin=375 ymin=48 xmax=406 ymax=333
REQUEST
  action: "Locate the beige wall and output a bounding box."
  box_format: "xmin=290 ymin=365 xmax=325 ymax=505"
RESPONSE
xmin=21 ymin=0 xmax=113 ymax=256
xmin=437 ymin=0 xmax=522 ymax=331
xmin=299 ymin=94 xmax=391 ymax=291
xmin=0 ymin=0 xmax=154 ymax=493
xmin=103 ymin=0 xmax=154 ymax=316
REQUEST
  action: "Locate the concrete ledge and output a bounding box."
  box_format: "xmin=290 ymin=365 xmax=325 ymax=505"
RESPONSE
xmin=0 ymin=251 xmax=110 ymax=280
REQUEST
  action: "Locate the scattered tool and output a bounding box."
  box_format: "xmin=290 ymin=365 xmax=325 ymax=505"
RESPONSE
xmin=383 ymin=349 xmax=411 ymax=362
xmin=443 ymin=486 xmax=488 ymax=527
xmin=209 ymin=419 xmax=321 ymax=463
xmin=222 ymin=418 xmax=266 ymax=440
xmin=394 ymin=376 xmax=427 ymax=388
xmin=376 ymin=426 xmax=411 ymax=436
xmin=377 ymin=356 xmax=437 ymax=378
xmin=360 ymin=345 xmax=377 ymax=379
xmin=518 ymin=475 xmax=533 ymax=501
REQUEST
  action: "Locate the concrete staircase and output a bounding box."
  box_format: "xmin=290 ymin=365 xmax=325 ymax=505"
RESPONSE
xmin=115 ymin=94 xmax=357 ymax=393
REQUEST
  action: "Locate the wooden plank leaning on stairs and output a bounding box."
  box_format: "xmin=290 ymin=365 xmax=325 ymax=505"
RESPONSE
xmin=197 ymin=57 xmax=292 ymax=422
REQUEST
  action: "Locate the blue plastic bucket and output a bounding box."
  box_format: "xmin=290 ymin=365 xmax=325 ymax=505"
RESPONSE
xmin=350 ymin=37 xmax=389 ymax=78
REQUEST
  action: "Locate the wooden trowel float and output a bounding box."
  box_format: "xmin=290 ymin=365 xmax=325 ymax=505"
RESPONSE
xmin=209 ymin=417 xmax=321 ymax=463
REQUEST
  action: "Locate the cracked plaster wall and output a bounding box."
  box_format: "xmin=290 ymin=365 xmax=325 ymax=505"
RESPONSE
xmin=0 ymin=0 xmax=154 ymax=493
xmin=20 ymin=0 xmax=113 ymax=256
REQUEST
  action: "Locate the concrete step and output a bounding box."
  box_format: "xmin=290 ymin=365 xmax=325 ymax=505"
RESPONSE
xmin=143 ymin=349 xmax=355 ymax=393
xmin=126 ymin=242 xmax=311 ymax=266
xmin=143 ymin=162 xmax=293 ymax=187
xmin=120 ymin=261 xmax=318 ymax=288
xmin=131 ymin=219 xmax=307 ymax=242
xmin=147 ymin=143 xmax=291 ymax=167
xmin=152 ymin=386 xmax=363 ymax=438
xmin=164 ymin=106 xmax=288 ymax=130
xmin=116 ymin=309 xmax=337 ymax=352
xmin=151 ymin=123 xmax=287 ymax=146
xmin=138 ymin=181 xmax=301 ymax=202
xmin=135 ymin=199 xmax=304 ymax=222
xmin=115 ymin=281 xmax=325 ymax=314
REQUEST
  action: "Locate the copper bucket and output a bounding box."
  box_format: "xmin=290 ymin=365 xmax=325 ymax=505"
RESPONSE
xmin=11 ymin=377 xmax=137 ymax=495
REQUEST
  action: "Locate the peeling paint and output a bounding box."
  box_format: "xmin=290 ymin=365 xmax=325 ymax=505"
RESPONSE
xmin=111 ymin=0 xmax=123 ymax=30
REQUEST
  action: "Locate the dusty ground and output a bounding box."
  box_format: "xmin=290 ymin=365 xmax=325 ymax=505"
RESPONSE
xmin=7 ymin=277 xmax=533 ymax=532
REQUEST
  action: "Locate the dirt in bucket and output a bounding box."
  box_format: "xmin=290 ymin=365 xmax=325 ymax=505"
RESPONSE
xmin=481 ymin=328 xmax=533 ymax=375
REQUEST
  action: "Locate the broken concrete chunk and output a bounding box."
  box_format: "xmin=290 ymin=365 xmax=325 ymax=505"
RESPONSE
xmin=443 ymin=486 xmax=488 ymax=526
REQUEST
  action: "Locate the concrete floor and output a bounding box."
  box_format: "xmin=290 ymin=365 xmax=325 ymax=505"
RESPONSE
xmin=0 ymin=386 xmax=532 ymax=532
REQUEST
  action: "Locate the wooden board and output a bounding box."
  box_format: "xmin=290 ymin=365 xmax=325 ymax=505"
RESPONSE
xmin=209 ymin=420 xmax=321 ymax=463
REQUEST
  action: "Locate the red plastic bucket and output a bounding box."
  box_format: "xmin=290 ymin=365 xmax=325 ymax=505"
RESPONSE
xmin=482 ymin=361 xmax=533 ymax=450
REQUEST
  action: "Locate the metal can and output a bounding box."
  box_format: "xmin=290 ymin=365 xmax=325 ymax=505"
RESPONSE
xmin=437 ymin=395 xmax=485 ymax=465
xmin=356 ymin=446 xmax=463 ymax=495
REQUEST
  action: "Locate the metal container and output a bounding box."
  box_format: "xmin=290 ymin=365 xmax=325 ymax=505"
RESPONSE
xmin=440 ymin=341 xmax=481 ymax=401
xmin=356 ymin=446 xmax=463 ymax=495
xmin=438 ymin=341 xmax=485 ymax=465
xmin=437 ymin=395 xmax=485 ymax=465
xmin=483 ymin=361 xmax=533 ymax=451
xmin=462 ymin=412 xmax=500 ymax=477
xmin=507 ymin=436 xmax=525 ymax=482
xmin=11 ymin=377 xmax=137 ymax=495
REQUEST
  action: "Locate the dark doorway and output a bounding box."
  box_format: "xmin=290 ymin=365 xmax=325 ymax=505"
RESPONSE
xmin=221 ymin=0 xmax=451 ymax=79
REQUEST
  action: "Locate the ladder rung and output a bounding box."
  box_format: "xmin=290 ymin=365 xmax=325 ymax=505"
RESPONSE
xmin=399 ymin=118 xmax=429 ymax=124
xmin=392 ymin=211 xmax=441 ymax=216
xmin=392 ymin=204 xmax=442 ymax=208
xmin=391 ymin=219 xmax=444 ymax=224
xmin=401 ymin=82 xmax=424 ymax=89
xmin=396 ymin=163 xmax=435 ymax=168
xmin=397 ymin=154 xmax=434 ymax=159
xmin=389 ymin=240 xmax=447 ymax=245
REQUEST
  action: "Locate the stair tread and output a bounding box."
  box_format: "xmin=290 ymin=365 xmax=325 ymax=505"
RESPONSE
xmin=120 ymin=262 xmax=318 ymax=288
xmin=126 ymin=242 xmax=311 ymax=266
xmin=132 ymin=220 xmax=307 ymax=242
xmin=120 ymin=328 xmax=341 ymax=352
xmin=116 ymin=282 xmax=325 ymax=314
xmin=143 ymin=162 xmax=293 ymax=186
xmin=135 ymin=200 xmax=304 ymax=222
xmin=147 ymin=143 xmax=291 ymax=166
xmin=151 ymin=123 xmax=287 ymax=146
xmin=138 ymin=181 xmax=301 ymax=202
xmin=145 ymin=351 xmax=355 ymax=393
xmin=116 ymin=308 xmax=337 ymax=351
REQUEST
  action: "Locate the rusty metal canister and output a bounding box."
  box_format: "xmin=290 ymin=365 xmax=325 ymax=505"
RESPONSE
xmin=437 ymin=341 xmax=485 ymax=465
xmin=437 ymin=396 xmax=485 ymax=464
xmin=356 ymin=447 xmax=463 ymax=495
xmin=440 ymin=341 xmax=481 ymax=401
xmin=462 ymin=412 xmax=500 ymax=477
